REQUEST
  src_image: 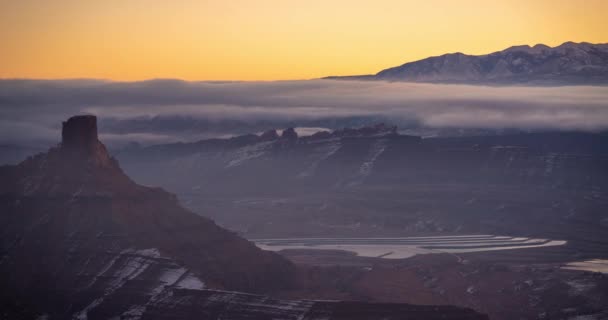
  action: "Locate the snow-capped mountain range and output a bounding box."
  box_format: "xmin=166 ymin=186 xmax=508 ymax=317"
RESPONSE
xmin=326 ymin=42 xmax=608 ymax=84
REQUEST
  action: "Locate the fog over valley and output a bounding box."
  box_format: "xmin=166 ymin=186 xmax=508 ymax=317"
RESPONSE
xmin=2 ymin=79 xmax=607 ymax=147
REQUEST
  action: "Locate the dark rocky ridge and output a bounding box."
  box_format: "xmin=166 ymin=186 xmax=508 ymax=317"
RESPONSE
xmin=326 ymin=42 xmax=608 ymax=84
xmin=116 ymin=125 xmax=608 ymax=248
xmin=0 ymin=116 xmax=488 ymax=319
xmin=143 ymin=289 xmax=487 ymax=320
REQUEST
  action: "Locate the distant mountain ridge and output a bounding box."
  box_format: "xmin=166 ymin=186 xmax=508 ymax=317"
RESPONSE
xmin=116 ymin=124 xmax=608 ymax=242
xmin=326 ymin=42 xmax=608 ymax=84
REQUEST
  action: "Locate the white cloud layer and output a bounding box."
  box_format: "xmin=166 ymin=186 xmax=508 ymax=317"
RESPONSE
xmin=1 ymin=79 xmax=607 ymax=145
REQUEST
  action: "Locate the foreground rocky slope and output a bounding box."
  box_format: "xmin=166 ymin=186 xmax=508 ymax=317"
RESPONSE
xmin=143 ymin=289 xmax=487 ymax=320
xmin=326 ymin=42 xmax=608 ymax=84
xmin=280 ymin=250 xmax=608 ymax=320
xmin=0 ymin=116 xmax=487 ymax=319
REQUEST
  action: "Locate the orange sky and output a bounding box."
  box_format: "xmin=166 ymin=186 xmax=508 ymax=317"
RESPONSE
xmin=1 ymin=0 xmax=607 ymax=81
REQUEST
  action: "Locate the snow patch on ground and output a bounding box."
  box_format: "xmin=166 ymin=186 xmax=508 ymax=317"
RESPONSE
xmin=544 ymin=153 xmax=559 ymax=175
xmin=121 ymin=267 xmax=204 ymax=320
xmin=566 ymin=279 xmax=595 ymax=296
xmin=77 ymin=247 xmax=207 ymax=320
xmin=359 ymin=139 xmax=387 ymax=177
xmin=299 ymin=142 xmax=341 ymax=177
xmin=175 ymin=272 xmax=206 ymax=290
xmin=226 ymin=141 xmax=273 ymax=168
xmin=74 ymin=248 xmax=161 ymax=320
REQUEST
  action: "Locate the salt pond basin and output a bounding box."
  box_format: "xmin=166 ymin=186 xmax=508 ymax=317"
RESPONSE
xmin=562 ymin=259 xmax=608 ymax=274
xmin=253 ymin=235 xmax=567 ymax=259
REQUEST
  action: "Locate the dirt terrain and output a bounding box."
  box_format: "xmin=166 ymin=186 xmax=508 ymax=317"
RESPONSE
xmin=277 ymin=247 xmax=608 ymax=320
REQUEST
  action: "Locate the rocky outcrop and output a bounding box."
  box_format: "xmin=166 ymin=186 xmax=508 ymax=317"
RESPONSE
xmin=61 ymin=115 xmax=98 ymax=151
xmin=260 ymin=129 xmax=280 ymax=141
xmin=59 ymin=114 xmax=114 ymax=167
xmin=330 ymin=123 xmax=398 ymax=138
xmin=281 ymin=127 xmax=299 ymax=141
xmin=0 ymin=115 xmax=297 ymax=317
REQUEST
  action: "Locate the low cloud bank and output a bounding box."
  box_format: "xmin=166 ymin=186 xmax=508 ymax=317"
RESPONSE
xmin=1 ymin=79 xmax=607 ymax=145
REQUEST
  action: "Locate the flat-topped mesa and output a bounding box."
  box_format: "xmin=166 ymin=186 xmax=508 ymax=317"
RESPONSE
xmin=62 ymin=115 xmax=99 ymax=151
xmin=60 ymin=115 xmax=112 ymax=167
